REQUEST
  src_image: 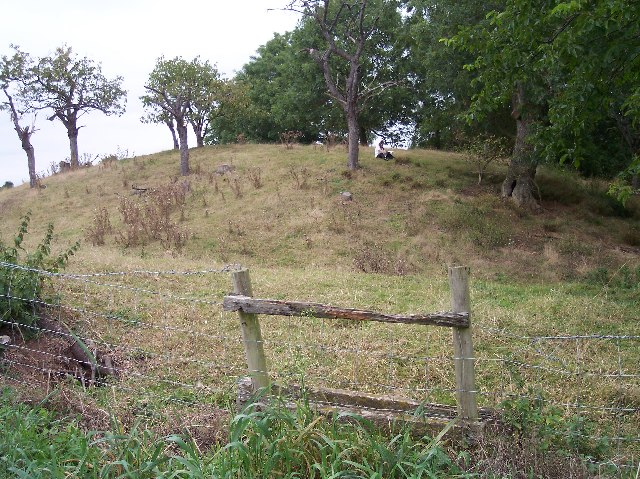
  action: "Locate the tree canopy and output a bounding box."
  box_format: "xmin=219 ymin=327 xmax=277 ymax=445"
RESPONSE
xmin=141 ymin=56 xmax=223 ymax=176
xmin=26 ymin=46 xmax=126 ymax=168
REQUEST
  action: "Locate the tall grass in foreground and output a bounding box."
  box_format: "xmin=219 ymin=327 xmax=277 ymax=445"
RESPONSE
xmin=0 ymin=387 xmax=463 ymax=479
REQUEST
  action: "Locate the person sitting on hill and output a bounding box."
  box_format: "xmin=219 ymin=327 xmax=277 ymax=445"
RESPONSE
xmin=374 ymin=140 xmax=394 ymax=160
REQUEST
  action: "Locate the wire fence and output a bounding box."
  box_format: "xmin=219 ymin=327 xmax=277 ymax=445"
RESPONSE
xmin=0 ymin=261 xmax=638 ymax=472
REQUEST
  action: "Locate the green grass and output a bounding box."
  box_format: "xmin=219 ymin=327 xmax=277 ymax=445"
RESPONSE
xmin=0 ymin=387 xmax=468 ymax=478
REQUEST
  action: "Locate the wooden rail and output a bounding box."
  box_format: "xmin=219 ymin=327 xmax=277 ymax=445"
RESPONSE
xmin=223 ymin=295 xmax=469 ymax=328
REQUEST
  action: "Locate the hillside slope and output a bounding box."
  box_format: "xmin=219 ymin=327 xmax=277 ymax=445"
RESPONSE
xmin=0 ymin=143 xmax=638 ymax=282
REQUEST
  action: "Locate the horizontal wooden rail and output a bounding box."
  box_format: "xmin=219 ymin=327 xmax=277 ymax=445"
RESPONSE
xmin=223 ymin=295 xmax=469 ymax=328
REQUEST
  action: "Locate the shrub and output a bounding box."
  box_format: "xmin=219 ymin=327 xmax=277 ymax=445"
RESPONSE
xmin=0 ymin=181 xmax=13 ymax=190
xmin=0 ymin=212 xmax=79 ymax=332
xmin=86 ymin=207 xmax=112 ymax=246
xmin=460 ymin=134 xmax=510 ymax=184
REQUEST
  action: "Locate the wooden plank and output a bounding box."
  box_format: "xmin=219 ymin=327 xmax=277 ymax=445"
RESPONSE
xmin=448 ymin=266 xmax=479 ymax=423
xmin=223 ymin=295 xmax=469 ymax=328
xmin=231 ymin=270 xmax=270 ymax=391
xmin=237 ymin=378 xmax=494 ymax=440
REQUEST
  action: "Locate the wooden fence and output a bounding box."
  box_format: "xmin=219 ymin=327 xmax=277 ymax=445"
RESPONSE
xmin=224 ymin=266 xmax=486 ymax=433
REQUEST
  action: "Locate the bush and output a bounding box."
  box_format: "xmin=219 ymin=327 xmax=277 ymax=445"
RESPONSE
xmin=0 ymin=181 xmax=14 ymax=190
xmin=0 ymin=212 xmax=79 ymax=332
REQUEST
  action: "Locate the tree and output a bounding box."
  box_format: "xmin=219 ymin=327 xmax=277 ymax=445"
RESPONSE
xmin=403 ymin=0 xmax=512 ymax=150
xmin=141 ymin=57 xmax=194 ymax=176
xmin=1 ymin=46 xmax=38 ymax=188
xmin=141 ymin=56 xmax=223 ymax=175
xmin=186 ymin=60 xmax=223 ymax=147
xmin=25 ymin=46 xmax=126 ymax=169
xmin=447 ymin=0 xmax=640 ymax=208
xmin=286 ymin=0 xmax=404 ymax=170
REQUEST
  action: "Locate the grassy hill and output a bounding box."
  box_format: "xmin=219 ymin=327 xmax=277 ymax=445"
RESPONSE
xmin=1 ymin=143 xmax=638 ymax=280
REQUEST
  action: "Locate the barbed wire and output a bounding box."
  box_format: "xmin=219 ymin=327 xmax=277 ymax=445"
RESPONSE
xmin=0 ymin=260 xmax=242 ymax=278
xmin=0 ymin=357 xmax=236 ymax=410
xmin=2 ymin=260 xmax=639 ymax=465
xmin=0 ymin=293 xmax=233 ymax=342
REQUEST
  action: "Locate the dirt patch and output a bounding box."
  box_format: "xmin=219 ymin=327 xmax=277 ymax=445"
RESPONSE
xmin=1 ymin=324 xmax=230 ymax=447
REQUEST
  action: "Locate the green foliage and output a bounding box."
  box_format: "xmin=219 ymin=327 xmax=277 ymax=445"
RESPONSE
xmin=584 ymin=265 xmax=640 ymax=290
xmin=0 ymin=181 xmax=14 ymax=190
xmin=0 ymin=386 xmax=465 ymax=478
xmin=446 ymin=0 xmax=640 ymax=182
xmin=214 ymin=392 xmax=462 ymax=478
xmin=0 ymin=212 xmax=79 ymax=332
xmin=501 ymin=390 xmax=611 ymax=463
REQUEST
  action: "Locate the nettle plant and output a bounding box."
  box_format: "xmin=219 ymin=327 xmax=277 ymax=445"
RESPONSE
xmin=0 ymin=212 xmax=79 ymax=332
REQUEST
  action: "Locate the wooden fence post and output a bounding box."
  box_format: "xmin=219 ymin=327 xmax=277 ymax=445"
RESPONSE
xmin=448 ymin=266 xmax=479 ymax=423
xmin=231 ymin=269 xmax=270 ymax=392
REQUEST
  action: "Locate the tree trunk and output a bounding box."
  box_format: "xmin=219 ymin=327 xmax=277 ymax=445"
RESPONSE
xmin=501 ymin=85 xmax=539 ymax=209
xmin=346 ymin=103 xmax=360 ymax=170
xmin=177 ymin=121 xmax=190 ymax=176
xmin=68 ymin=126 xmax=80 ymax=169
xmin=19 ymin=130 xmax=37 ymax=188
xmin=359 ymin=125 xmax=368 ymax=146
xmin=166 ymin=120 xmax=179 ymax=149
xmin=25 ymin=143 xmax=37 ymax=188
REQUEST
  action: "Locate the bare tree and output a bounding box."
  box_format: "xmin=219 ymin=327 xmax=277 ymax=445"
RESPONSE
xmin=1 ymin=46 xmax=38 ymax=187
xmin=286 ymin=0 xmax=401 ymax=170
xmin=3 ymin=90 xmax=37 ymax=187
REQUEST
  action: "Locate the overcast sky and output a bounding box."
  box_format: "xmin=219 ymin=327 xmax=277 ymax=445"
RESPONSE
xmin=0 ymin=1 xmax=301 ymax=186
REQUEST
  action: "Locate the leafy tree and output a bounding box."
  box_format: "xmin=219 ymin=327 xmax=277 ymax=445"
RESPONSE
xmin=186 ymin=60 xmax=223 ymax=147
xmin=24 ymin=46 xmax=126 ymax=169
xmin=0 ymin=47 xmax=38 ymax=188
xmin=447 ymin=0 xmax=640 ymax=208
xmin=142 ymin=57 xmax=194 ymax=176
xmin=403 ymin=0 xmax=512 ymax=150
xmin=141 ymin=56 xmax=222 ymax=175
xmin=229 ymin=31 xmax=339 ymax=144
xmin=286 ymin=0 xmax=405 ymax=170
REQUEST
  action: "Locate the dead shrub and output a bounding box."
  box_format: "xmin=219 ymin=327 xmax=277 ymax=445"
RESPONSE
xmin=229 ymin=176 xmax=243 ymax=198
xmin=280 ymin=130 xmax=303 ymax=149
xmin=114 ymin=182 xmax=189 ymax=250
xmin=353 ymin=241 xmax=411 ymax=276
xmin=289 ymin=166 xmax=309 ymax=190
xmin=86 ymin=207 xmax=112 ymax=246
xmin=246 ymin=167 xmax=263 ymax=189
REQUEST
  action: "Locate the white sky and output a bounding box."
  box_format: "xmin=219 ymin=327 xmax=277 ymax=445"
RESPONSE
xmin=0 ymin=1 xmax=301 ymax=186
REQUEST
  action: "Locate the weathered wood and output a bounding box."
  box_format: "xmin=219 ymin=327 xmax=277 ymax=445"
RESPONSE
xmin=448 ymin=266 xmax=479 ymax=423
xmin=231 ymin=270 xmax=270 ymax=391
xmin=223 ymin=295 xmax=469 ymax=328
xmin=237 ymin=377 xmax=494 ymax=439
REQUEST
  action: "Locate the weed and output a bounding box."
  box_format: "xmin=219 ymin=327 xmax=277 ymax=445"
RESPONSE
xmin=86 ymin=207 xmax=112 ymax=246
xmin=230 ymin=177 xmax=243 ymax=199
xmin=0 ymin=213 xmax=79 ymax=333
xmin=246 ymin=167 xmax=263 ymax=189
xmin=289 ymin=166 xmax=309 ymax=189
xmin=353 ymin=241 xmax=411 ymax=275
xmin=115 ymin=183 xmax=189 ymax=250
xmin=279 ymin=130 xmax=303 ymax=149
